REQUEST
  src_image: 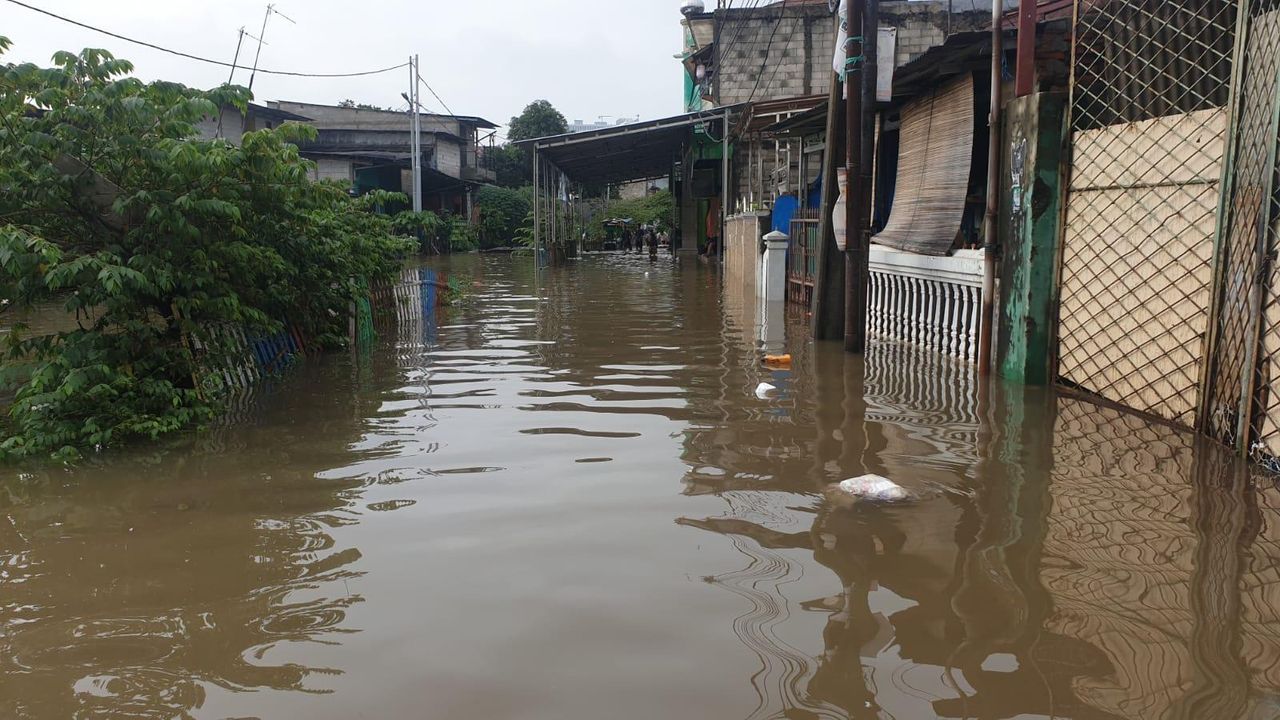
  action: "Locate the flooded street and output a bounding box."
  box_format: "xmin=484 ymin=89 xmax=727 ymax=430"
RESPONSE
xmin=3 ymin=253 xmax=1280 ymax=719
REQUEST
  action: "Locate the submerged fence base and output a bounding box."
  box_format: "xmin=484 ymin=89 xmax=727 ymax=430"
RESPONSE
xmin=188 ymin=323 xmax=307 ymax=397
xmin=366 ymin=267 xmax=449 ymax=347
xmin=187 ymin=267 xmax=450 ymax=399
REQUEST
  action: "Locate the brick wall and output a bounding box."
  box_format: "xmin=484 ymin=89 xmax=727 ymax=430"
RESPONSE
xmin=712 ymin=0 xmax=995 ymax=106
xmin=716 ymin=5 xmax=832 ymax=106
xmin=434 ymin=140 xmax=462 ymax=177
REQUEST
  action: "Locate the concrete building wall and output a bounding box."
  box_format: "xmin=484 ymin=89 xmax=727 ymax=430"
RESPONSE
xmin=712 ymin=1 xmax=1000 ymax=107
xmin=618 ymin=179 xmax=669 ymax=200
xmin=715 ymin=5 xmax=833 ymax=106
xmin=725 ymin=213 xmax=768 ymax=297
xmin=270 ymin=101 xmax=463 ymax=137
xmin=310 ymin=157 xmax=354 ymax=184
xmin=434 ymin=140 xmax=462 ymax=177
xmin=194 ymin=108 xmax=247 ymax=146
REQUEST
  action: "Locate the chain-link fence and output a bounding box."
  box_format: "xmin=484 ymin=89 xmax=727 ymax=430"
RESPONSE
xmin=1216 ymin=1 xmax=1280 ymax=465
xmin=1059 ymin=0 xmax=1280 ymax=467
xmin=1058 ymin=0 xmax=1238 ymax=427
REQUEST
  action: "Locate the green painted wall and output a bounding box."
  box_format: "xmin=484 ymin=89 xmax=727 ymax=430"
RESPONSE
xmin=998 ymin=92 xmax=1067 ymax=386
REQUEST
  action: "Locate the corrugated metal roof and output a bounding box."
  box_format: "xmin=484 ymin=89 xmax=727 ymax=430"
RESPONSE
xmin=520 ymin=106 xmax=744 ymax=185
xmin=247 ymin=103 xmax=310 ymax=123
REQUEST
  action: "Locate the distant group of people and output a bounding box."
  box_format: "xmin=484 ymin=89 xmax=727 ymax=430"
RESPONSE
xmin=621 ymin=225 xmax=670 ymax=260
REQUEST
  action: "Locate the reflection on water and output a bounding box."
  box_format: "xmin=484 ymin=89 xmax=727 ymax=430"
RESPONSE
xmin=2 ymin=253 xmax=1280 ymax=719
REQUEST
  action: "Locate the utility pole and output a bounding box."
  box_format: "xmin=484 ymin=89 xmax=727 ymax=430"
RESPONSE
xmin=843 ymin=0 xmax=867 ymax=353
xmin=978 ymin=0 xmax=1004 ymax=375
xmin=1015 ymin=0 xmax=1037 ymax=97
xmin=721 ymin=109 xmax=730 ymax=262
xmin=857 ymin=0 xmax=877 ymax=348
xmin=811 ymin=8 xmax=847 ymax=341
xmin=412 ymin=53 xmax=422 ymax=211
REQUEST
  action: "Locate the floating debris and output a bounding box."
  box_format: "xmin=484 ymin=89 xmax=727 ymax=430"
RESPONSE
xmin=832 ymin=475 xmax=912 ymax=503
xmin=763 ymin=354 xmax=792 ymax=369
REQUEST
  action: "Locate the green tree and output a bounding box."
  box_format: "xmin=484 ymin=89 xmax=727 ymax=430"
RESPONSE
xmin=489 ymin=144 xmax=529 ymax=188
xmin=506 ymin=99 xmax=568 ymax=142
xmin=492 ymin=100 xmax=569 ymax=188
xmin=592 ymin=190 xmax=675 ymax=238
xmin=0 ymin=41 xmax=412 ymax=459
xmin=474 ymin=185 xmax=532 ymax=248
xmin=391 ymin=209 xmax=446 ymax=254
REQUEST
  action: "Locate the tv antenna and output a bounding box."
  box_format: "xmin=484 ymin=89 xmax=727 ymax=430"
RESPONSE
xmin=227 ymin=26 xmax=267 ymax=86
xmin=248 ymin=4 xmax=296 ymax=91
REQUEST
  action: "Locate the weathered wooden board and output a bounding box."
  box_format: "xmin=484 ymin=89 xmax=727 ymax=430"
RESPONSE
xmin=1057 ymin=108 xmax=1227 ymax=426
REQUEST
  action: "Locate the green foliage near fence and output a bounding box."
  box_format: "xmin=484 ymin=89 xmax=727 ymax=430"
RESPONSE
xmin=475 ymin=185 xmax=532 ymax=249
xmin=592 ymin=190 xmax=675 ymax=238
xmin=0 ymin=41 xmax=413 ymax=460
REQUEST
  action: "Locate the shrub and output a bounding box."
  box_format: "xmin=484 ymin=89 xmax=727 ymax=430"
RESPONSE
xmin=0 ymin=41 xmax=413 ymax=459
xmin=474 ymin=185 xmax=531 ymax=249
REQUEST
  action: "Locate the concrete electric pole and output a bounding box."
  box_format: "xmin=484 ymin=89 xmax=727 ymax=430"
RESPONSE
xmin=842 ymin=0 xmax=879 ymax=354
xmin=407 ymin=55 xmax=423 ymax=213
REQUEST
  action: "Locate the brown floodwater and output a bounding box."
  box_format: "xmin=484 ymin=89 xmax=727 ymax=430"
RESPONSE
xmin=3 ymin=253 xmax=1280 ymax=720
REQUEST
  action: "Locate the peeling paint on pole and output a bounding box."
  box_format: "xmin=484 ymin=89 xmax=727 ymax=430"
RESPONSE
xmin=998 ymin=91 xmax=1067 ymax=385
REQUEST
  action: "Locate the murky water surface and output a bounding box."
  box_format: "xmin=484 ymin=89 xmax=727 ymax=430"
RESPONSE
xmin=3 ymin=254 xmax=1280 ymax=719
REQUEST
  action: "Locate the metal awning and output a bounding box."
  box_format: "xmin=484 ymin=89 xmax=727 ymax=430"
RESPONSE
xmin=523 ymin=106 xmax=744 ymax=265
xmin=520 ymin=107 xmax=742 ymax=185
xmin=762 ymin=101 xmax=829 ymax=137
xmin=735 ymin=94 xmax=826 ymax=136
xmin=890 ymin=30 xmax=1015 ymax=102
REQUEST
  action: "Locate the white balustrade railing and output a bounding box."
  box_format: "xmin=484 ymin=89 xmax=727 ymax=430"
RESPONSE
xmin=868 ymin=246 xmax=984 ymax=363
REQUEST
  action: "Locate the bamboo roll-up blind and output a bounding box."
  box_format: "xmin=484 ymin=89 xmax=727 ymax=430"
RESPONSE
xmin=872 ymin=74 xmax=975 ymax=257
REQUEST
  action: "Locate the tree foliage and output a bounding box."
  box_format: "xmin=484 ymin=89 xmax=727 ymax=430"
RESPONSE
xmin=390 ymin=208 xmax=446 ymax=254
xmin=0 ymin=42 xmax=413 ymax=459
xmin=489 ymin=144 xmax=529 ymax=188
xmin=491 ymin=100 xmax=569 ymax=189
xmin=593 ymin=190 xmax=675 ymax=237
xmin=474 ymin=185 xmax=531 ymax=249
xmin=506 ymin=99 xmax=568 ymax=142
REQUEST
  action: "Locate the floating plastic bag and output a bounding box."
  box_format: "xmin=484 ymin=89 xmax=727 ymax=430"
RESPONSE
xmin=835 ymin=474 xmax=911 ymax=503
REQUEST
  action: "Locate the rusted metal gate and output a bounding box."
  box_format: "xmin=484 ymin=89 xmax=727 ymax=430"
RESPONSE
xmin=1203 ymin=0 xmax=1280 ymax=461
xmin=787 ymin=209 xmax=820 ymax=306
xmin=1058 ymin=0 xmax=1238 ymax=427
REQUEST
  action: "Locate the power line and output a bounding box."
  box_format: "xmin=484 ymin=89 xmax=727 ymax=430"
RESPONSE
xmin=714 ymin=0 xmax=766 ymax=73
xmin=714 ymin=0 xmax=779 ymax=99
xmin=746 ymin=2 xmax=797 ymax=104
xmin=3 ymin=0 xmax=408 ymax=79
xmin=416 ymin=73 xmax=455 ymax=118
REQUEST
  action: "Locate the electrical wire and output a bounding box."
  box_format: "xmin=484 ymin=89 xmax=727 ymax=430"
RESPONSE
xmin=745 ymin=1 xmax=797 ymax=104
xmin=416 ymin=74 xmax=456 ymax=118
xmin=3 ymin=0 xmax=408 ymax=78
xmin=715 ymin=0 xmax=787 ymax=100
xmin=714 ymin=0 xmax=767 ymax=73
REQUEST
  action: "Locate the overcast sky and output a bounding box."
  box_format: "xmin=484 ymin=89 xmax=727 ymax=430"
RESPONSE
xmin=1 ymin=0 xmax=691 ymax=138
